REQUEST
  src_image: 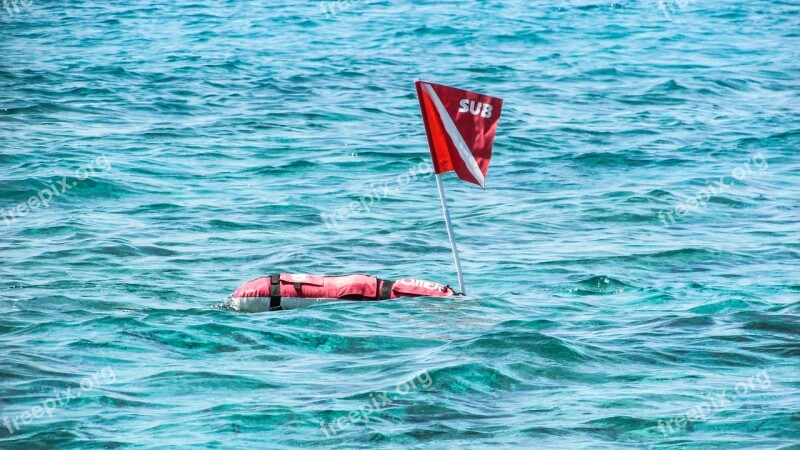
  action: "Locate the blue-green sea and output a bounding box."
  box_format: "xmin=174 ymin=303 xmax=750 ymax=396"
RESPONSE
xmin=2 ymin=1 xmax=799 ymax=448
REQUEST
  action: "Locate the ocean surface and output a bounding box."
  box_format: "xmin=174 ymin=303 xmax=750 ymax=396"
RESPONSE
xmin=2 ymin=1 xmax=799 ymax=448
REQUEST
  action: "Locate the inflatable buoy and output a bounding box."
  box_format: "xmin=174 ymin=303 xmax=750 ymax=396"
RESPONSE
xmin=230 ymin=273 xmax=457 ymax=312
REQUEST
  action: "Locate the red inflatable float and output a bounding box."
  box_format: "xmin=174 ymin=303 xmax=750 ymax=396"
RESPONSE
xmin=230 ymin=273 xmax=457 ymax=312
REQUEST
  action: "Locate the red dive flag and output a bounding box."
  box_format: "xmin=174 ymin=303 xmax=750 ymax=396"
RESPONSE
xmin=415 ymin=80 xmax=503 ymax=189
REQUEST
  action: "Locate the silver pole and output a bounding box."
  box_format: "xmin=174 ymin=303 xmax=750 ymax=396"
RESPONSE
xmin=435 ymin=173 xmax=465 ymax=294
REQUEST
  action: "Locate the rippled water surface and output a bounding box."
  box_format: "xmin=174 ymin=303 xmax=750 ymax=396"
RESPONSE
xmin=2 ymin=1 xmax=799 ymax=448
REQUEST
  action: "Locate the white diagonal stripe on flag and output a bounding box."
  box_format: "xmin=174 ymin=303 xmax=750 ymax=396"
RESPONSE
xmin=421 ymin=83 xmax=486 ymax=189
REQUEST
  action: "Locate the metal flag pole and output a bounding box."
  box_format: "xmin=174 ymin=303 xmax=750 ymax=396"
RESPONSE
xmin=434 ymin=173 xmax=466 ymax=294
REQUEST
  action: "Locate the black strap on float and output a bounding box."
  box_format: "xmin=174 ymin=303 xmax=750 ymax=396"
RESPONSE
xmin=379 ymin=279 xmax=394 ymax=300
xmin=450 ymin=286 xmax=466 ymax=296
xmin=269 ymin=274 xmax=282 ymax=311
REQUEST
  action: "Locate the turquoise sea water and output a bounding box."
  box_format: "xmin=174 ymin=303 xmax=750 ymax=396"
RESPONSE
xmin=2 ymin=1 xmax=799 ymax=448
